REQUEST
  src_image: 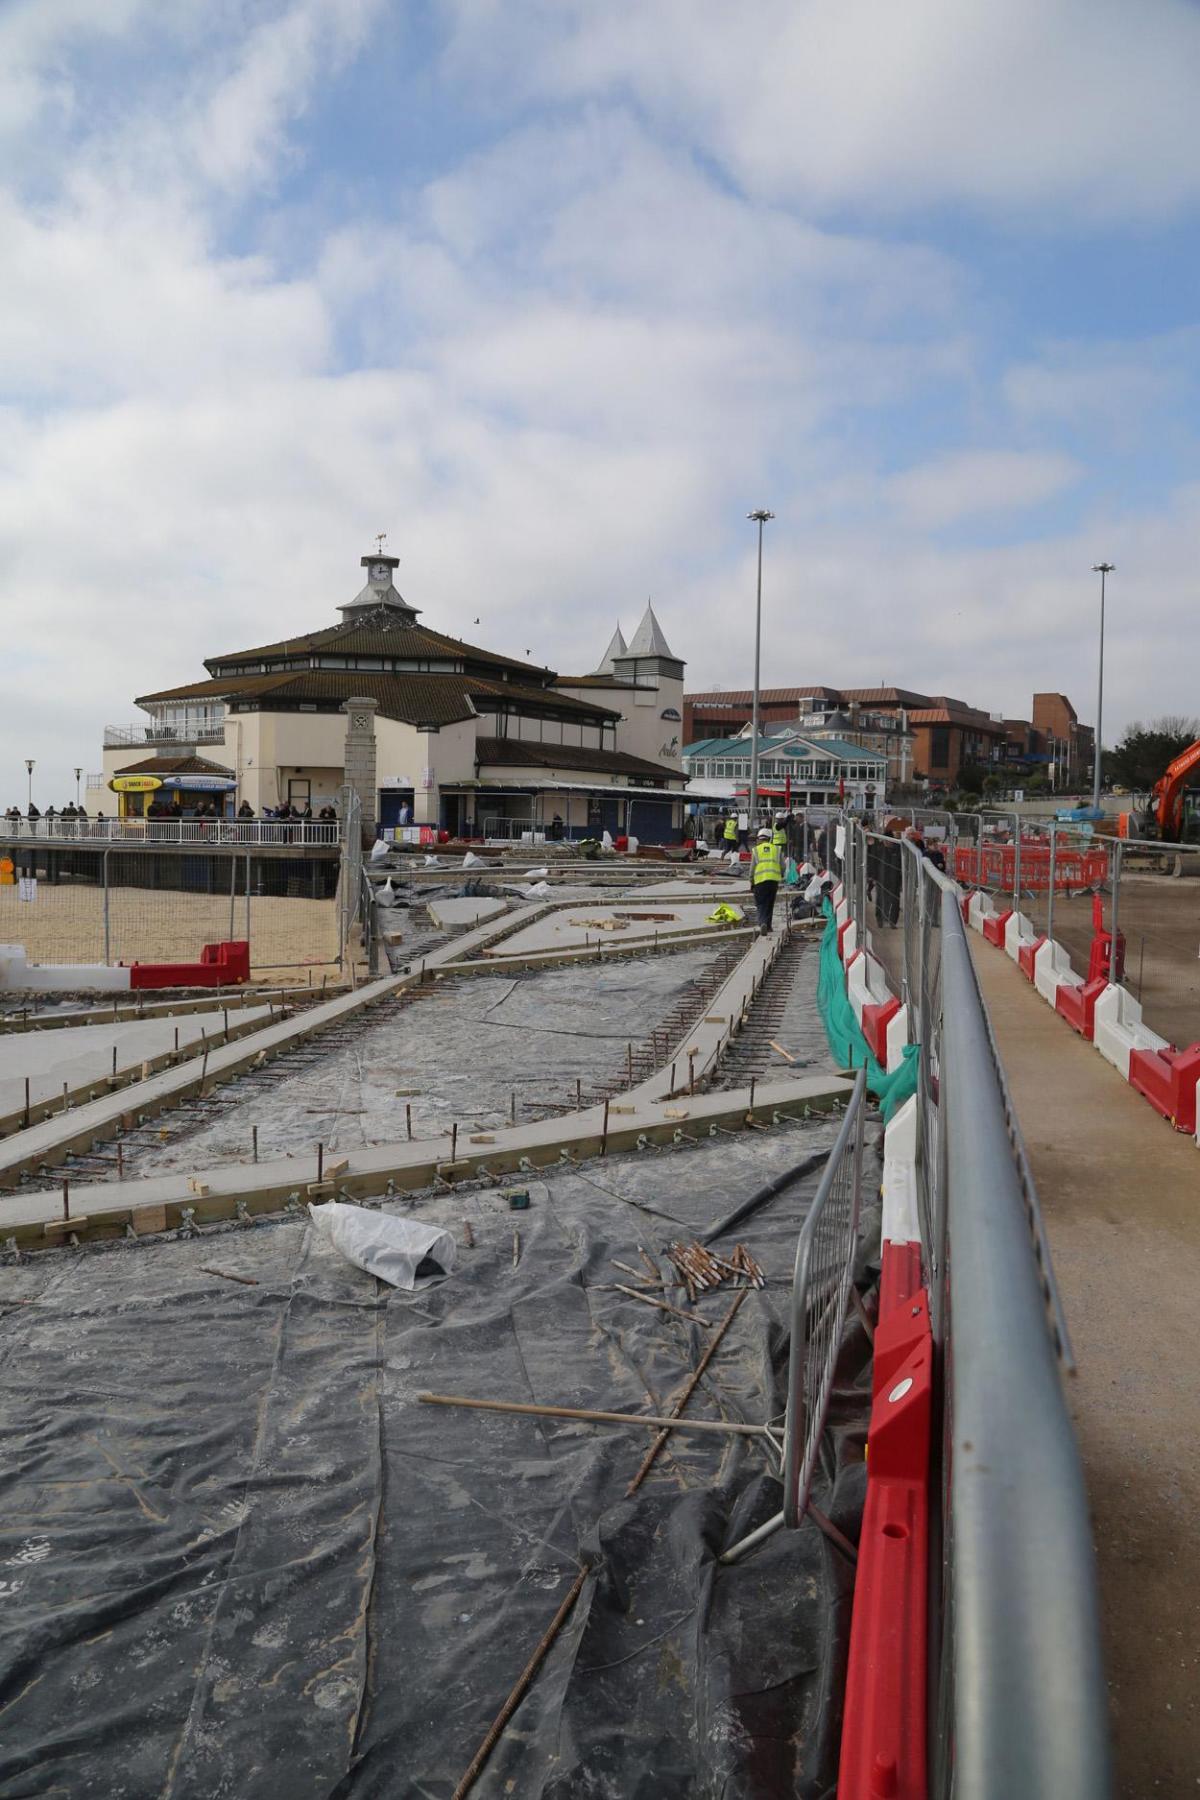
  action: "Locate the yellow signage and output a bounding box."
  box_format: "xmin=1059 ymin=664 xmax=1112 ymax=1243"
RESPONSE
xmin=110 ymin=775 xmax=164 ymax=794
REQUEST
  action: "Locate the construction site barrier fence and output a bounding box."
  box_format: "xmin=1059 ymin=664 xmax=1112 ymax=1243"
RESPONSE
xmin=833 ymin=819 xmax=1111 ymax=1797
xmin=782 ymin=1067 xmax=867 ymax=1528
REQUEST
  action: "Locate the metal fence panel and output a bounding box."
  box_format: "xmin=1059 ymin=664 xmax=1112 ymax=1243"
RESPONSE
xmin=782 ymin=1068 xmax=867 ymax=1528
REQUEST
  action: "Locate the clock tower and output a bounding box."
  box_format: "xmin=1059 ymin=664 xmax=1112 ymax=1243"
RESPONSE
xmin=337 ymin=546 xmax=422 ymax=625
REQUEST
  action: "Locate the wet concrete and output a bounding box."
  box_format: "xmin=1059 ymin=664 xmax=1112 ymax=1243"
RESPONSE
xmin=123 ymin=951 xmax=725 ymax=1174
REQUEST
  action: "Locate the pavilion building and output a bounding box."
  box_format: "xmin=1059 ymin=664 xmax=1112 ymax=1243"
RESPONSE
xmin=98 ymin=549 xmax=687 ymax=841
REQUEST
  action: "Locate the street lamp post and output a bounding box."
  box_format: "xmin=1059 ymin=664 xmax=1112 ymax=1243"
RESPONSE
xmin=24 ymin=760 xmax=34 ymax=813
xmin=747 ymin=509 xmax=774 ymax=831
xmin=1091 ymin=562 xmax=1114 ymax=815
xmin=74 ymin=768 xmax=82 ymax=808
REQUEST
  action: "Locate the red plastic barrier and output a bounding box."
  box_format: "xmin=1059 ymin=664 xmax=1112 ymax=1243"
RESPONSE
xmin=953 ymin=844 xmax=1108 ymax=891
xmin=1053 ymin=975 xmax=1107 ymax=1040
xmin=1128 ymin=1044 xmax=1200 ymax=1134
xmin=862 ymin=997 xmax=900 ymax=1065
xmin=981 ymin=908 xmax=1012 ymax=947
xmin=130 ymin=940 xmax=251 ymax=990
xmin=1017 ymin=934 xmax=1047 ymax=981
xmin=839 ymin=1246 xmax=932 ymax=1800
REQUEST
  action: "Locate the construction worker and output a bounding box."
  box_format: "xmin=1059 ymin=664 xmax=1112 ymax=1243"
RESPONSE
xmin=772 ymin=812 xmax=789 ymax=851
xmin=723 ymin=813 xmax=739 ymax=848
xmin=749 ymin=826 xmax=783 ymax=935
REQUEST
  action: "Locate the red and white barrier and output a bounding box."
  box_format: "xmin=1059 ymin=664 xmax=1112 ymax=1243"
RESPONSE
xmin=1093 ymin=983 xmax=1169 ymax=1080
xmin=0 ymin=940 xmax=251 ymax=994
xmin=968 ymin=878 xmax=1200 ymax=1147
xmin=840 ymin=1092 xmax=931 ymax=1799
xmin=0 ymin=944 xmax=130 ymax=992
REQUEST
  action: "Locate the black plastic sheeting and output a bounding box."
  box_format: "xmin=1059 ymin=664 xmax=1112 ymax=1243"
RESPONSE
xmin=0 ymin=1125 xmax=879 ymax=1798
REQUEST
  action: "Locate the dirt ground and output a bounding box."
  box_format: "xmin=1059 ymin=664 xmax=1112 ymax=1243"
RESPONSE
xmin=1030 ymin=873 xmax=1200 ymax=1049
xmin=0 ymin=885 xmax=340 ymax=981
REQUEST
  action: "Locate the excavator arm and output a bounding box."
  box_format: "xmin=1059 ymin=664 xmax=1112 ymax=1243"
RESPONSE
xmin=1152 ymin=738 xmax=1200 ymax=837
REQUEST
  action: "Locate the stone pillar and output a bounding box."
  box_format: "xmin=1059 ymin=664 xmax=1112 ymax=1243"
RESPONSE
xmin=341 ymin=696 xmax=378 ymax=839
xmin=413 ymin=726 xmax=439 ymax=828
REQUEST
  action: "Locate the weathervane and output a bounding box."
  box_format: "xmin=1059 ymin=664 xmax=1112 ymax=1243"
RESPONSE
xmin=375 ymin=532 xmax=388 ymax=556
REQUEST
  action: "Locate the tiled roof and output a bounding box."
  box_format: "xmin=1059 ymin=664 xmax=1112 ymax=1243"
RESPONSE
xmin=475 ymin=738 xmax=684 ymax=782
xmin=205 ymin=617 xmax=554 ymax=680
xmin=685 ymin=688 xmax=816 ymax=706
xmin=114 ymin=754 xmax=235 ymax=778
xmin=136 ymin=669 xmax=620 ymax=726
xmin=908 ymin=706 xmax=1005 ymax=731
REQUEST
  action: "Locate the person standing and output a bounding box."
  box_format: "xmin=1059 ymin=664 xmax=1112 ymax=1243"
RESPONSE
xmin=749 ymin=826 xmax=783 ymax=935
xmin=723 ymin=813 xmax=739 ymax=850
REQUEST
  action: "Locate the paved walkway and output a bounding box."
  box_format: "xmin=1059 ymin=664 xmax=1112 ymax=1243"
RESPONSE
xmin=970 ymin=940 xmax=1200 ymax=1799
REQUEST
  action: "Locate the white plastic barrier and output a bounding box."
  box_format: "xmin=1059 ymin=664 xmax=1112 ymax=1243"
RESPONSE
xmin=886 ymin=1003 xmax=910 ymax=1074
xmin=967 ymin=890 xmax=995 ymax=933
xmin=847 ymin=950 xmax=892 ymax=1026
xmin=0 ymin=944 xmax=131 ymax=992
xmin=1033 ymin=939 xmax=1081 ymax=1008
xmin=1092 ymin=983 xmax=1170 ymax=1081
xmin=880 ymin=1094 xmax=919 ymax=1245
xmin=841 ymin=918 xmax=858 ymax=962
xmin=1003 ymin=911 xmax=1039 ymax=964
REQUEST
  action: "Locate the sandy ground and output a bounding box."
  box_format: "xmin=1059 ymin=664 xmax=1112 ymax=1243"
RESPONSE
xmin=971 ymin=938 xmax=1200 ymax=1799
xmin=0 ymin=886 xmax=340 ymax=982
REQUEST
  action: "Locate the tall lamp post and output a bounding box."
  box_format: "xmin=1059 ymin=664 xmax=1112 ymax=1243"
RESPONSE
xmin=747 ymin=509 xmax=774 ymax=829
xmin=24 ymin=760 xmax=34 ymax=813
xmin=74 ymin=767 xmax=82 ymax=808
xmin=1091 ymin=562 xmax=1114 ymax=814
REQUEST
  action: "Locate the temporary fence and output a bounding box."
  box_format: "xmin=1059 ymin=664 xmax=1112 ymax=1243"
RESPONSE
xmin=782 ymin=1067 xmax=867 ymax=1527
xmin=828 ymin=820 xmax=1110 ymax=1796
xmin=950 ymin=811 xmax=1200 ymax=1056
xmin=0 ymin=844 xmax=340 ymax=975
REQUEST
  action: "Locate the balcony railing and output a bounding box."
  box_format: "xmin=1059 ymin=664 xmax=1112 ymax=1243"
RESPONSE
xmin=102 ymin=723 xmax=227 ymax=749
xmin=0 ymin=819 xmax=341 ymax=847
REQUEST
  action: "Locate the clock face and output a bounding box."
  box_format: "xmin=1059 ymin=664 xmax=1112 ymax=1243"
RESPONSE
xmin=371 ymin=562 xmax=390 ymax=581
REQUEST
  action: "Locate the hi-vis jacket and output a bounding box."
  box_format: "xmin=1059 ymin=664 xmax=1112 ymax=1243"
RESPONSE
xmin=750 ymin=841 xmax=783 ymax=885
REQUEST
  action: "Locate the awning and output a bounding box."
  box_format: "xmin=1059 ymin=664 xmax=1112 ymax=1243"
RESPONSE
xmin=160 ymin=775 xmax=237 ymax=792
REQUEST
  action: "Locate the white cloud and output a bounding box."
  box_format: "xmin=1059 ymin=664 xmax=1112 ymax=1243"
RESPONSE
xmin=1 ymin=0 xmax=1198 ymax=812
xmin=441 ymin=0 xmax=1200 ymax=221
xmin=886 ymin=449 xmax=1082 ymax=530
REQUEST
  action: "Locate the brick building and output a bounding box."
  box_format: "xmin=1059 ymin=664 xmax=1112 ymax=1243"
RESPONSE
xmin=684 ymin=681 xmax=1091 ymax=792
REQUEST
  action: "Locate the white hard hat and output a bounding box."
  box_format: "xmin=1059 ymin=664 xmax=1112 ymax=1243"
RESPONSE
xmin=757 ymin=826 xmax=772 ymax=839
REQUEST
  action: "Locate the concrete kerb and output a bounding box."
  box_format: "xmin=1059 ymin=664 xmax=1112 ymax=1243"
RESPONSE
xmin=0 ymin=1005 xmax=275 ymax=1141
xmin=0 ymin=984 xmax=345 ymax=1034
xmin=0 ymin=904 xmax=554 ymax=1188
xmin=627 ymin=925 xmax=790 ymax=1102
xmin=441 ymin=924 xmax=757 ymax=978
xmin=0 ymin=1072 xmax=854 ymax=1247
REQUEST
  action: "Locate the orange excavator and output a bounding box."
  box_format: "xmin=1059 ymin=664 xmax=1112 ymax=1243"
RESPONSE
xmin=1123 ymin=738 xmax=1200 ymax=839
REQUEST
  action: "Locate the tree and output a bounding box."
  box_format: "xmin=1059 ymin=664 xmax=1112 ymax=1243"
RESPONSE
xmin=1106 ymin=717 xmax=1200 ymax=790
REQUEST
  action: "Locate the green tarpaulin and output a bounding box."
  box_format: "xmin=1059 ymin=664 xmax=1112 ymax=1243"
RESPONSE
xmin=816 ymin=898 xmax=918 ymax=1123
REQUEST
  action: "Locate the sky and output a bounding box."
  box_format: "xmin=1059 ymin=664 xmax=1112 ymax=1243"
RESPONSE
xmin=3 ymin=0 xmax=1200 ymax=805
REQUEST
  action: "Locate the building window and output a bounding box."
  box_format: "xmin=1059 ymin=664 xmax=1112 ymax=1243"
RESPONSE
xmin=930 ymin=727 xmax=951 ymax=768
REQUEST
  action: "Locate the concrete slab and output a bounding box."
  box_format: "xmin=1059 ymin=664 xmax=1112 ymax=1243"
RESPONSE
xmin=0 ymin=1008 xmax=272 ymax=1119
xmin=0 ymin=1071 xmax=853 ymax=1239
xmin=497 ymin=901 xmax=735 ymax=955
xmin=425 ymin=896 xmax=509 ymax=931
xmin=0 ymin=902 xmax=552 ymax=1185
